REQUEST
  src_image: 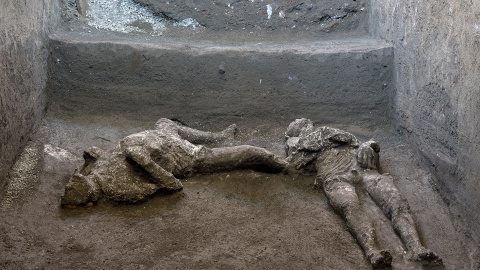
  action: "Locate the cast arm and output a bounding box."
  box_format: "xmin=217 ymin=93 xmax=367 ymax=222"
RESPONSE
xmin=121 ymin=144 xmax=183 ymax=191
xmin=356 ymin=141 xmax=380 ymax=170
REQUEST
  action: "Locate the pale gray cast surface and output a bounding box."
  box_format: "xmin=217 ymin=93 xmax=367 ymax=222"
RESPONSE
xmin=61 ymin=118 xmax=285 ymax=205
xmin=285 ymin=118 xmax=442 ymax=268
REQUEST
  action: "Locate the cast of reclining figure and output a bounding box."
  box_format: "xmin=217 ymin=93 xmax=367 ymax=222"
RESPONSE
xmin=61 ymin=117 xmax=441 ymax=268
xmin=61 ymin=118 xmax=286 ymax=205
xmin=285 ymin=118 xmax=442 ymax=268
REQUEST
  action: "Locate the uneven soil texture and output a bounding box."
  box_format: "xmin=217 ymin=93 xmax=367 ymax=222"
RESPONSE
xmin=133 ymin=0 xmax=369 ymax=32
xmin=60 ymin=0 xmax=370 ymax=42
xmin=1 ymin=117 xmax=477 ymax=269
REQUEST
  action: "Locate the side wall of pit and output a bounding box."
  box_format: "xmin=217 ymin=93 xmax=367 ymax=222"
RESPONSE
xmin=0 ymin=1 xmax=60 ymax=192
xmin=372 ymin=0 xmax=480 ymax=248
xmin=46 ymin=39 xmax=394 ymax=132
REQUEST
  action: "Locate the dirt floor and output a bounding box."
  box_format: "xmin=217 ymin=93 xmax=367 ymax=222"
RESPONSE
xmin=1 ymin=116 xmax=478 ymax=269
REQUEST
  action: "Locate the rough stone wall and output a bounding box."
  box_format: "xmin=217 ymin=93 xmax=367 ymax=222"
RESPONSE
xmin=371 ymin=0 xmax=480 ymax=244
xmin=0 ymin=1 xmax=60 ymax=192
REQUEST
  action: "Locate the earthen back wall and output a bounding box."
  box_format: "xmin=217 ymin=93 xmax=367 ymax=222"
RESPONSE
xmin=0 ymin=1 xmax=60 ymax=192
xmin=372 ymin=0 xmax=480 ymax=244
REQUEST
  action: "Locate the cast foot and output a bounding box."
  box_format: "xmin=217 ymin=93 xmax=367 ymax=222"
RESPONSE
xmin=273 ymin=156 xmax=289 ymax=173
xmin=161 ymin=177 xmax=184 ymax=192
xmin=367 ymin=249 xmax=392 ymax=269
xmin=222 ymin=124 xmax=237 ymax=140
xmin=252 ymin=148 xmax=288 ymax=173
xmin=410 ymin=246 xmax=442 ymax=266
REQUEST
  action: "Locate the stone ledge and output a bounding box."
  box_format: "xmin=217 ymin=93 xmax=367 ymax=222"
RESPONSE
xmin=47 ymin=34 xmax=394 ymax=131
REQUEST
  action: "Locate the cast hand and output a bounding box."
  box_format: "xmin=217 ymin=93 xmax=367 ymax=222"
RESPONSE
xmin=357 ymin=141 xmax=380 ymax=170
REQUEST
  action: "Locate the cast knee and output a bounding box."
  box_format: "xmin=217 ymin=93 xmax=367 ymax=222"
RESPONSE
xmin=324 ymin=178 xmax=360 ymax=214
xmin=381 ymin=190 xmax=410 ymax=219
xmin=154 ymin=118 xmax=176 ymax=130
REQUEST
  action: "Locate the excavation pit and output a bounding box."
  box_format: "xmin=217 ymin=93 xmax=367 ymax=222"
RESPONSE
xmin=1 ymin=0 xmax=480 ymax=269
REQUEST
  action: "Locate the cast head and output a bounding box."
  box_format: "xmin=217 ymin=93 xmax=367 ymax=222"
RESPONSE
xmin=61 ymin=173 xmax=100 ymax=206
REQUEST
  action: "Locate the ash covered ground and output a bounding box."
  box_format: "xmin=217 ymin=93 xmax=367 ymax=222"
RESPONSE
xmin=0 ymin=117 xmax=477 ymax=269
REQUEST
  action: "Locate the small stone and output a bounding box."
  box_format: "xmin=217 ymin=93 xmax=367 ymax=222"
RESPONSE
xmin=218 ymin=64 xmax=226 ymax=74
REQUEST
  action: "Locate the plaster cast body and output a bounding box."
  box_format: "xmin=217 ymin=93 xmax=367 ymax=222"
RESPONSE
xmin=61 ymin=118 xmax=285 ymax=205
xmin=285 ymin=118 xmax=442 ymax=268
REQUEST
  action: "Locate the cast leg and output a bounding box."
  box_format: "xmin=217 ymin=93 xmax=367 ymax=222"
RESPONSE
xmin=323 ymin=176 xmax=392 ymax=269
xmin=176 ymin=124 xmax=236 ymax=144
xmin=155 ymin=118 xmax=236 ymax=144
xmin=192 ymin=145 xmax=286 ymax=174
xmin=364 ymin=173 xmax=442 ymax=265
